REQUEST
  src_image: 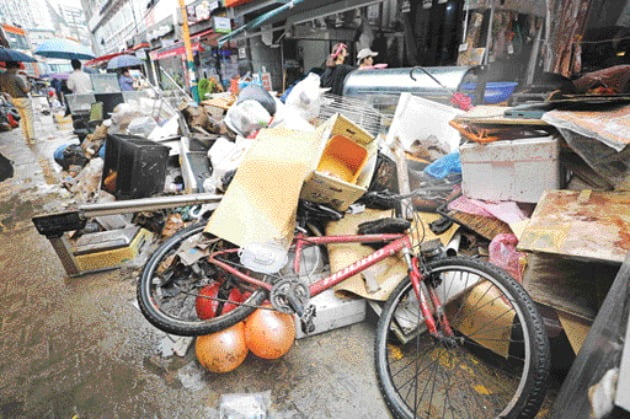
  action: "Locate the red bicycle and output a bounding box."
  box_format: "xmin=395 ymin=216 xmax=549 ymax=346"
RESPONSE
xmin=137 ymin=193 xmax=550 ymax=418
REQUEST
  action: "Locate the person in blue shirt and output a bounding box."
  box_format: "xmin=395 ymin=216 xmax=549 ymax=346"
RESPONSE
xmin=118 ymin=68 xmax=135 ymax=91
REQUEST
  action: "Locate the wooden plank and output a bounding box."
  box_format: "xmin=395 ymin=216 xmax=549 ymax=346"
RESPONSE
xmin=447 ymin=210 xmax=512 ymax=241
xmin=522 ymin=253 xmax=617 ymax=321
xmin=518 ymin=190 xmax=630 ymax=263
xmin=454 ymin=105 xmax=550 ymax=126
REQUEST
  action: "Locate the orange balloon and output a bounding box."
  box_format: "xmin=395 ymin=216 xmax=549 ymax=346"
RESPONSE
xmin=244 ymin=307 xmax=296 ymax=360
xmin=195 ymin=322 xmax=248 ymax=373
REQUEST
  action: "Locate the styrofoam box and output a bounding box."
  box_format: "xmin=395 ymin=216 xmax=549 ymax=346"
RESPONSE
xmin=460 ymin=136 xmax=560 ymax=203
xmin=293 ymin=289 xmax=367 ymax=339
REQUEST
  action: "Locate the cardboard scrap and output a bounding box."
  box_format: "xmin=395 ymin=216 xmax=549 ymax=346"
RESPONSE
xmin=205 ymin=127 xmax=323 ymax=249
xmin=326 ymin=209 xmax=459 ymax=301
xmin=450 ymin=282 xmax=516 ymax=358
xmin=557 ymin=311 xmax=591 ymax=354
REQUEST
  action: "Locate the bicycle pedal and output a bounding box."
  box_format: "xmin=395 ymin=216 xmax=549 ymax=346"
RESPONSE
xmin=300 ymin=304 xmax=317 ymax=335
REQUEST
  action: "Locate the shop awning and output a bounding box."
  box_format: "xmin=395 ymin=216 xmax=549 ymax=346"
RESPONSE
xmin=149 ymin=41 xmax=205 ymax=60
xmin=130 ymin=42 xmax=150 ymax=51
xmin=85 ymin=51 xmax=126 ymax=67
xmin=219 ymin=0 xmax=386 ymax=45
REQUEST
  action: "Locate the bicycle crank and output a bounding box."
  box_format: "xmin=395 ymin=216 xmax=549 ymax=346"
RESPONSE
xmin=270 ymin=278 xmax=310 ymax=314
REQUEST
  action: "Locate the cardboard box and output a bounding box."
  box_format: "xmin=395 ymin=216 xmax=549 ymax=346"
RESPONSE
xmin=460 ymin=136 xmax=561 ymax=203
xmin=300 ymin=114 xmax=377 ymax=211
xmin=294 ymin=289 xmax=367 ymax=339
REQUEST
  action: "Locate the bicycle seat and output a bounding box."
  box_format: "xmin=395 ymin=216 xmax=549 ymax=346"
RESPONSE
xmin=297 ymin=200 xmax=344 ymax=223
xmin=358 ymin=218 xmax=411 ymax=235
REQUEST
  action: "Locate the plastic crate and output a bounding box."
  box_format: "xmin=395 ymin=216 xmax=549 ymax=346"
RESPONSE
xmin=66 ymin=94 xmax=96 ymax=113
xmin=90 ymin=74 xmax=121 ymax=93
xmin=101 ymin=134 xmax=170 ymax=200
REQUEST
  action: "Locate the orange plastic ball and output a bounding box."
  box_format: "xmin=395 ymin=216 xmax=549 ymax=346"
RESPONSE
xmin=195 ymin=322 xmax=248 ymax=373
xmin=244 ymin=307 xmax=295 ymax=360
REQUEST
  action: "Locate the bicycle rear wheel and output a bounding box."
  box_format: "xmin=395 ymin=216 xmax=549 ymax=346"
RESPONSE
xmin=374 ymin=257 xmax=550 ymax=418
xmin=137 ymin=222 xmax=270 ymax=336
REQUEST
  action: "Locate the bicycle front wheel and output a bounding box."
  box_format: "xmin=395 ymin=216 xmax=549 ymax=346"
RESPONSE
xmin=137 ymin=222 xmax=270 ymax=336
xmin=375 ymin=257 xmax=550 ymax=418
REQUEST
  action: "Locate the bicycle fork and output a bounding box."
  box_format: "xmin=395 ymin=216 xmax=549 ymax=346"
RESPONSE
xmin=403 ymin=250 xmax=455 ymax=343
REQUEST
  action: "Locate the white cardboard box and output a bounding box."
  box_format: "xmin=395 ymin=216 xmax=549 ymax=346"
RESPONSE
xmin=294 ymin=289 xmax=367 ymax=339
xmin=460 ymin=136 xmax=561 ymax=203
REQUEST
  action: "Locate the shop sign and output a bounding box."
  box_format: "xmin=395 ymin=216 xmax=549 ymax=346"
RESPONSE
xmin=401 ymin=0 xmax=411 ymax=13
xmin=149 ymin=41 xmax=205 ymax=60
xmin=238 ymin=47 xmax=247 ymax=59
xmin=187 ymin=0 xmax=221 ymax=24
xmin=213 ymin=17 xmax=232 ymax=33
xmin=135 ymin=49 xmax=148 ymax=60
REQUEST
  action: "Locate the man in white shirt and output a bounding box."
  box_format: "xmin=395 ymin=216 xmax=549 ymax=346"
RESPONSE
xmin=67 ymin=59 xmax=92 ymax=94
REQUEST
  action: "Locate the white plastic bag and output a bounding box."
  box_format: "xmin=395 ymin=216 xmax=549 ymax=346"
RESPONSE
xmin=225 ymin=100 xmax=271 ymax=137
xmin=270 ymin=100 xmax=315 ymax=132
xmin=127 ymin=116 xmax=158 ymax=137
xmin=204 ymin=136 xmax=254 ymax=193
xmin=284 ymin=73 xmax=325 ymax=121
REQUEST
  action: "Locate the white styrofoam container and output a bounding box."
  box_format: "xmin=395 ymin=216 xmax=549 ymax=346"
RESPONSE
xmin=294 ymin=289 xmax=366 ymax=339
xmin=460 ymin=136 xmax=560 ymax=203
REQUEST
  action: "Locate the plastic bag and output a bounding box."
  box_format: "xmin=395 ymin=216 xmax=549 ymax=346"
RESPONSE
xmin=489 ymin=233 xmax=525 ymax=282
xmin=284 ymin=73 xmax=325 ymax=121
xmin=204 ymin=136 xmax=254 ymax=193
xmin=225 ymin=100 xmax=271 ymax=137
xmin=237 ymin=84 xmax=276 ymax=115
xmin=219 ymin=391 xmax=271 ymax=419
xmin=127 ymin=116 xmax=158 ymax=138
xmin=270 ymin=102 xmax=315 ymax=132
xmin=70 ymin=158 xmax=104 ymax=203
xmin=424 ymin=151 xmax=461 ymax=179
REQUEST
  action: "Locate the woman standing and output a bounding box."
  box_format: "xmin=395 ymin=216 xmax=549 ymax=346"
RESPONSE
xmin=320 ymin=43 xmax=355 ymax=96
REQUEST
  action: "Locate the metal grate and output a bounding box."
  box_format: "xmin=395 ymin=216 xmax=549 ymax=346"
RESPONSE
xmin=319 ymin=93 xmax=391 ymax=137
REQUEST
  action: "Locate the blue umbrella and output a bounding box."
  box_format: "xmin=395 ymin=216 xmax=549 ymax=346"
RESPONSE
xmin=0 ymin=47 xmax=37 ymax=62
xmin=106 ymin=54 xmax=143 ymax=70
xmin=34 ymin=38 xmax=94 ymax=60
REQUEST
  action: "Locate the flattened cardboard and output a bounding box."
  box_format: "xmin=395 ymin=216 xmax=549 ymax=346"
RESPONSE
xmin=326 ymin=209 xmax=459 ymax=301
xmin=205 ymin=127 xmax=323 ymax=249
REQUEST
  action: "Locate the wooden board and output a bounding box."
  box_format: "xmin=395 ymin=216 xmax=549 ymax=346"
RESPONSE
xmin=454 ymin=105 xmax=550 ymax=126
xmin=518 ymin=190 xmax=630 ymax=263
xmin=522 ymin=253 xmax=617 ymax=321
xmin=447 ymin=210 xmax=512 ymax=241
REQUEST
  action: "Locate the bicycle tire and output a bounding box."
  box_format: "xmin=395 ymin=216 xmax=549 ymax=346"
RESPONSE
xmin=137 ymin=222 xmax=269 ymax=336
xmin=374 ymin=256 xmax=550 ymax=418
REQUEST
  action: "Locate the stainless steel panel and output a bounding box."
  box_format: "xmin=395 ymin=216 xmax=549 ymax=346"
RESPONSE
xmin=342 ymin=66 xmax=478 ymax=99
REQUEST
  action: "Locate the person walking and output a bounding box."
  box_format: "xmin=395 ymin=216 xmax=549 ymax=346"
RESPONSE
xmin=0 ymin=61 xmax=35 ymax=144
xmin=118 ymin=68 xmax=135 ymax=91
xmin=67 ymin=59 xmax=92 ymax=94
xmin=320 ymin=43 xmax=355 ymax=96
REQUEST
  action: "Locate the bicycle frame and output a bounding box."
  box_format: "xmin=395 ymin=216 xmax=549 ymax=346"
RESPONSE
xmin=208 ymin=231 xmax=451 ymax=337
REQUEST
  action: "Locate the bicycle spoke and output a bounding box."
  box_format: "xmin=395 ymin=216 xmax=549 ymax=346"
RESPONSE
xmin=377 ymin=259 xmax=548 ymax=419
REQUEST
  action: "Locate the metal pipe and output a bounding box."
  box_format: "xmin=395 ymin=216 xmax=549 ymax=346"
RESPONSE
xmin=483 ymin=0 xmax=495 ymax=65
xmin=79 ymin=193 xmax=223 ymax=217
xmin=526 ymin=21 xmax=543 ymax=86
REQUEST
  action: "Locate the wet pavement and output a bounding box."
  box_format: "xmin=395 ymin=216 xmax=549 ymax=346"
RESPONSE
xmin=0 ymin=112 xmax=390 ymax=417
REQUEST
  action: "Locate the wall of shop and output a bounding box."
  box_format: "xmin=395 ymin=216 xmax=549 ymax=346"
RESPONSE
xmin=248 ymin=37 xmax=283 ymax=92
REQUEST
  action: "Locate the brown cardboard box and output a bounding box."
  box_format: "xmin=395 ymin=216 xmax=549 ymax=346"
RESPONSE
xmin=301 ymin=114 xmax=377 ymax=211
